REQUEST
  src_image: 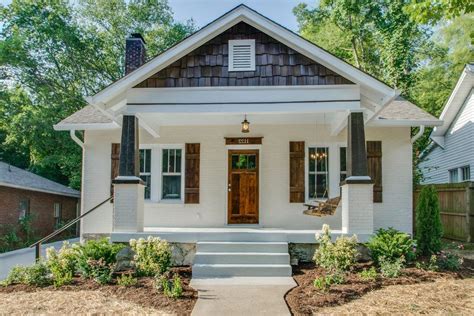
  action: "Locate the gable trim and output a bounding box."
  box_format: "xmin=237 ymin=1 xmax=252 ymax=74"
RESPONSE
xmin=89 ymin=5 xmax=396 ymax=107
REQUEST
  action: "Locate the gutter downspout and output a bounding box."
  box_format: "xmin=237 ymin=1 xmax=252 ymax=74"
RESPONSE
xmin=70 ymin=130 xmax=84 ymax=148
xmin=411 ymin=125 xmax=425 ymax=143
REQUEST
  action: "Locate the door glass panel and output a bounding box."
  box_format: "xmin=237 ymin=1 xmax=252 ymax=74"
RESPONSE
xmin=247 ymin=155 xmax=256 ymax=169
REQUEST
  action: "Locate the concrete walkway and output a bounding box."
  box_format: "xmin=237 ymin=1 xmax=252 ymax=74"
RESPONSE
xmin=0 ymin=238 xmax=79 ymax=280
xmin=190 ymin=277 xmax=296 ymax=316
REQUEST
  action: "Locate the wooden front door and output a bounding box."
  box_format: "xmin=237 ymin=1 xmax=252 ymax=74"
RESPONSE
xmin=228 ymin=150 xmax=259 ymax=224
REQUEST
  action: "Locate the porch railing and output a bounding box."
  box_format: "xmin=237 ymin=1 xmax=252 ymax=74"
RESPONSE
xmin=30 ymin=196 xmax=112 ymax=260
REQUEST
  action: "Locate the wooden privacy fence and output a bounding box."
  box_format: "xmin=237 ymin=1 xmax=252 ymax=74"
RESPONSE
xmin=413 ymin=182 xmax=474 ymax=242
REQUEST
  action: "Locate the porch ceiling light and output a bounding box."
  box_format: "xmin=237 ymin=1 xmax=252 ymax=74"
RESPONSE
xmin=241 ymin=114 xmax=250 ymax=133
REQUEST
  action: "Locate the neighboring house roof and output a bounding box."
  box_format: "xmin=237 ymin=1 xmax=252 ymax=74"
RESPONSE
xmin=0 ymin=161 xmax=80 ymax=198
xmin=370 ymin=96 xmax=442 ymax=126
xmin=430 ymin=64 xmax=474 ymax=147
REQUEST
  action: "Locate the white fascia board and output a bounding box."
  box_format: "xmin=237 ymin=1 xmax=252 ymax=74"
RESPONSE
xmin=53 ymin=122 xmax=120 ymax=131
xmin=0 ymin=182 xmax=80 ymax=198
xmin=125 ymin=101 xmax=359 ymax=115
xmin=88 ymin=5 xmax=395 ymax=106
xmin=127 ymin=85 xmax=360 ymax=105
xmin=368 ymin=119 xmax=443 ymax=127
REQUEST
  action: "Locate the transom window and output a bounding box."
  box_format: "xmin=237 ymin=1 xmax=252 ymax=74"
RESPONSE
xmin=139 ymin=149 xmax=151 ymax=199
xmin=162 ymin=148 xmax=182 ymax=200
xmin=309 ymin=147 xmax=329 ymax=199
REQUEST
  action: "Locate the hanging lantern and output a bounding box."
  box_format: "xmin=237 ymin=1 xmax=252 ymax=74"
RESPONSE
xmin=241 ymin=114 xmax=250 ymax=133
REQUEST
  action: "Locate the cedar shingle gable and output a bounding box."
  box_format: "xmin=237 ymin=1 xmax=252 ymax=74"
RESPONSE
xmin=136 ymin=22 xmax=353 ymax=88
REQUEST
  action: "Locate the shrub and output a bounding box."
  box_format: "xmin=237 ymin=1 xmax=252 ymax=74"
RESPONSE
xmin=117 ymin=273 xmax=138 ymax=287
xmin=74 ymin=238 xmax=124 ymax=278
xmin=46 ymin=241 xmax=77 ymax=287
xmin=88 ymin=258 xmax=114 ymax=284
xmin=313 ymin=272 xmax=345 ymax=292
xmin=416 ymin=186 xmax=443 ymax=255
xmin=358 ymin=267 xmax=377 ymax=281
xmin=130 ymin=236 xmax=172 ymax=276
xmin=379 ymin=256 xmax=404 ymax=278
xmin=2 ymin=266 xmax=28 ymax=286
xmin=436 ymin=252 xmax=463 ymax=271
xmin=416 ymin=255 xmax=439 ymax=271
xmin=314 ymin=224 xmax=358 ymax=273
xmin=4 ymin=263 xmax=52 ymax=287
xmin=367 ymin=228 xmax=416 ymax=264
xmin=156 ymin=273 xmax=183 ymax=298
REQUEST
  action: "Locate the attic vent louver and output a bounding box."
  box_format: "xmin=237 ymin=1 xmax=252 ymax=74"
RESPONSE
xmin=228 ymin=39 xmax=255 ymax=71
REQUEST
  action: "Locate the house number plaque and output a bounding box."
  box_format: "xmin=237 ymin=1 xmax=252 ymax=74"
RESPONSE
xmin=225 ymin=137 xmax=263 ymax=145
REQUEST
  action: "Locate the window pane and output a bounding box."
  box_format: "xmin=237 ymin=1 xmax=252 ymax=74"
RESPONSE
xmin=162 ymin=175 xmax=181 ymax=199
xmin=140 ymin=150 xmax=145 ymax=173
xmin=316 ymin=174 xmax=328 ymax=198
xmin=309 ymin=174 xmax=316 ymax=199
xmin=161 ymin=149 xmax=169 ymax=172
xmin=449 ymin=169 xmax=458 ymax=183
xmin=316 ymin=147 xmax=328 ymax=172
xmin=145 ymin=149 xmax=151 ymax=173
xmin=175 ymin=149 xmax=182 ymax=173
xmin=309 ymin=148 xmax=316 ymax=172
xmin=140 ymin=175 xmax=151 ymax=199
xmin=247 ymin=155 xmax=256 ymax=169
xmin=169 ymin=149 xmax=176 ymax=172
xmin=340 ymin=147 xmax=347 ymax=172
xmin=461 ymin=166 xmax=470 ymax=181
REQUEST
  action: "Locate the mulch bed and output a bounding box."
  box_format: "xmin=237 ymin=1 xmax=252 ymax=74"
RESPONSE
xmin=0 ymin=266 xmax=197 ymax=315
xmin=285 ymin=259 xmax=474 ymax=316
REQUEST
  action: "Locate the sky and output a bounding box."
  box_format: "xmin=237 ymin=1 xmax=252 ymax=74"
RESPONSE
xmin=0 ymin=0 xmax=315 ymax=32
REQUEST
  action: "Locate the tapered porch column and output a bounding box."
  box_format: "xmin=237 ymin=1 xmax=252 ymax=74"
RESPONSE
xmin=341 ymin=111 xmax=374 ymax=239
xmin=112 ymin=115 xmax=144 ymax=232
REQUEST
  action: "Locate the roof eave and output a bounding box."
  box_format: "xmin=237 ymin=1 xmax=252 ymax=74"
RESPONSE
xmin=53 ymin=122 xmax=120 ymax=131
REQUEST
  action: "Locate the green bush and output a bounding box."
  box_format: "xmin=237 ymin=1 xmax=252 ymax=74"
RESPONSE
xmin=367 ymin=228 xmax=416 ymax=264
xmin=416 ymin=186 xmax=443 ymax=255
xmin=130 ymin=236 xmax=172 ymax=276
xmin=46 ymin=241 xmax=76 ymax=287
xmin=313 ymin=272 xmax=345 ymax=292
xmin=88 ymin=258 xmax=114 ymax=284
xmin=436 ymin=252 xmax=463 ymax=271
xmin=358 ymin=267 xmax=377 ymax=281
xmin=416 ymin=254 xmax=439 ymax=271
xmin=314 ymin=224 xmax=358 ymax=273
xmin=73 ymin=238 xmax=124 ymax=278
xmin=379 ymin=256 xmax=404 ymax=278
xmin=117 ymin=273 xmax=138 ymax=287
xmin=3 ymin=263 xmax=52 ymax=287
xmin=156 ymin=273 xmax=183 ymax=298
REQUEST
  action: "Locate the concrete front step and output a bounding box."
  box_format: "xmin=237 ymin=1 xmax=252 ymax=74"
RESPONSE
xmin=197 ymin=241 xmax=288 ymax=253
xmin=192 ymin=264 xmax=292 ymax=277
xmin=194 ymin=252 xmax=290 ymax=265
xmin=199 ymin=232 xmax=287 ymax=242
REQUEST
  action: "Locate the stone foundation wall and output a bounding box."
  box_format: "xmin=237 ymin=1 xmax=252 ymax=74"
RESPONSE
xmin=81 ymin=233 xmax=111 ymax=242
xmin=170 ymin=243 xmax=196 ymax=266
xmin=289 ymin=243 xmax=318 ymax=263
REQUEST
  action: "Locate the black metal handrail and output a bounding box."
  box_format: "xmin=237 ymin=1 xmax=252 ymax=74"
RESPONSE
xmin=30 ymin=196 xmax=112 ymax=260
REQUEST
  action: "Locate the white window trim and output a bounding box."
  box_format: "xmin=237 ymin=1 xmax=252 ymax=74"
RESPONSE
xmin=139 ymin=149 xmax=152 ymax=200
xmin=305 ymin=142 xmax=346 ymax=202
xmin=449 ymin=165 xmax=471 ymax=183
xmin=228 ymin=39 xmax=256 ymax=72
xmin=141 ymin=144 xmax=185 ymax=204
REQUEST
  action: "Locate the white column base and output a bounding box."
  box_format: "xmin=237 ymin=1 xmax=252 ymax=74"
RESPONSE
xmin=341 ymin=182 xmax=374 ymax=236
xmin=113 ymin=182 xmax=144 ymax=232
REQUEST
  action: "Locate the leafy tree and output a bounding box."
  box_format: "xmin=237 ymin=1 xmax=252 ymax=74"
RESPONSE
xmin=416 ymin=186 xmax=443 ymax=255
xmin=406 ymin=0 xmax=474 ymax=25
xmin=0 ymin=0 xmax=194 ymax=188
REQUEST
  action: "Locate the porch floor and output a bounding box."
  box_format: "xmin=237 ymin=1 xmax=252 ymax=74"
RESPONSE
xmin=109 ymin=226 xmax=368 ymax=243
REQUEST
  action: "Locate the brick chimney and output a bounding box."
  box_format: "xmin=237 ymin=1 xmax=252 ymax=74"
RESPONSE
xmin=125 ymin=33 xmax=146 ymax=75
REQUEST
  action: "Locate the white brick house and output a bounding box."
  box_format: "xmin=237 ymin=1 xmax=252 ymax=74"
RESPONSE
xmin=55 ymin=5 xmax=440 ymax=276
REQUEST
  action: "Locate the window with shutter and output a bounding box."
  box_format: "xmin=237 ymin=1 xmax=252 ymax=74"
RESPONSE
xmin=289 ymin=141 xmax=305 ymax=203
xmin=185 ymin=143 xmax=200 ymax=204
xmin=367 ymin=141 xmax=382 ymax=203
xmin=110 ymin=143 xmax=120 ymax=197
xmin=228 ymin=40 xmax=255 ymax=71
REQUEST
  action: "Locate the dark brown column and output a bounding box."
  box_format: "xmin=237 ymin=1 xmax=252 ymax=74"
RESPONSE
xmin=347 ymin=112 xmax=369 ymax=178
xmin=118 ymin=115 xmax=139 ymax=178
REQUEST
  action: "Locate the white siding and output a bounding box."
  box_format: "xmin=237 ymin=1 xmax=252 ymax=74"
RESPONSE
xmin=420 ymin=91 xmax=474 ymax=183
xmin=80 ymin=125 xmax=412 ymax=235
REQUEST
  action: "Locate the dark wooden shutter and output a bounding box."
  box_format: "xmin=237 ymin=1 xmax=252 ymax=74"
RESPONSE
xmin=289 ymin=141 xmax=305 ymax=203
xmin=111 ymin=143 xmax=120 ymax=197
xmin=367 ymin=141 xmax=382 ymax=203
xmin=185 ymin=143 xmax=200 ymax=204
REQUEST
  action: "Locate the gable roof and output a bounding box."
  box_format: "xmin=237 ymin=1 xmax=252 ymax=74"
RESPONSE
xmin=54 ymin=105 xmax=117 ymax=131
xmin=430 ymin=64 xmax=474 ymax=147
xmin=87 ymin=4 xmax=396 ymax=107
xmin=0 ymin=161 xmax=80 ymax=198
